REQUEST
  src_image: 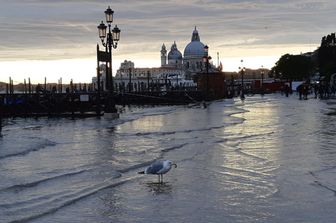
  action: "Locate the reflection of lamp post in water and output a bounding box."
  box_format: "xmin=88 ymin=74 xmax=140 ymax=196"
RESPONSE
xmin=97 ymin=6 xmax=121 ymax=93
xmin=239 ymin=59 xmax=245 ymax=100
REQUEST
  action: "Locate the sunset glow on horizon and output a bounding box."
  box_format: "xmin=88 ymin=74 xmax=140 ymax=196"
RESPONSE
xmin=0 ymin=0 xmax=330 ymax=84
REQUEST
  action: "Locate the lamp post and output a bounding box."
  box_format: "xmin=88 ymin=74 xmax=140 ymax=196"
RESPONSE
xmin=203 ymin=45 xmax=212 ymax=100
xmin=97 ymin=6 xmax=121 ymax=93
xmin=239 ymin=59 xmax=245 ymax=100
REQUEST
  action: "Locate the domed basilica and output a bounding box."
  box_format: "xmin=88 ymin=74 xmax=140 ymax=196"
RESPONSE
xmin=161 ymin=27 xmax=214 ymax=78
xmin=115 ymin=27 xmax=217 ymax=86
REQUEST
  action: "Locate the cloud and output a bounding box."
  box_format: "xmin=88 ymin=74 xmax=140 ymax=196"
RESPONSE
xmin=0 ymin=0 xmax=335 ymax=62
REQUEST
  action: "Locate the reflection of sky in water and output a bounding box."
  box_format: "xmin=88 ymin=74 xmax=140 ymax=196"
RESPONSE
xmin=127 ymin=115 xmax=165 ymax=132
xmin=1 ymin=95 xmax=336 ymax=222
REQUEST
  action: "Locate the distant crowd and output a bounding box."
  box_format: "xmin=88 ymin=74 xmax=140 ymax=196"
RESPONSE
xmin=294 ymin=82 xmax=336 ymax=100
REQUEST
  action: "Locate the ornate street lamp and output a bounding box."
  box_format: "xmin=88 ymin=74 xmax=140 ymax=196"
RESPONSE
xmin=105 ymin=6 xmax=114 ymax=23
xmin=97 ymin=6 xmax=120 ymax=93
xmin=203 ymin=45 xmax=212 ymax=100
xmin=112 ymin=25 xmax=121 ymax=42
xmin=97 ymin=21 xmax=107 ymax=40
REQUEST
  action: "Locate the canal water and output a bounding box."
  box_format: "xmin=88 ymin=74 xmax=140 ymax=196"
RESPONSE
xmin=0 ymin=94 xmax=336 ymax=222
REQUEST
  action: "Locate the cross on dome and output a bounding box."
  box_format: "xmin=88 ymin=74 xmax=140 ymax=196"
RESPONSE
xmin=192 ymin=26 xmax=200 ymax=42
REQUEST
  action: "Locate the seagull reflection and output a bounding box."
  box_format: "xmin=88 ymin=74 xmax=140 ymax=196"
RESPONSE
xmin=146 ymin=182 xmax=173 ymax=195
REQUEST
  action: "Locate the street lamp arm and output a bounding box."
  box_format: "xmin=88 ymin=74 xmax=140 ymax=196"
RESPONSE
xmin=101 ymin=39 xmax=107 ymax=47
xmin=112 ymin=42 xmax=118 ymax=49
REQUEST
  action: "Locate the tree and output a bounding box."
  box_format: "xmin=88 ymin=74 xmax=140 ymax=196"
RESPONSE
xmin=318 ymin=33 xmax=336 ymax=79
xmin=271 ymin=54 xmax=313 ymax=80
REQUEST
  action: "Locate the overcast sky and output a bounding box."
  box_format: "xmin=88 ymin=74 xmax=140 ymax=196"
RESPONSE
xmin=0 ymin=0 xmax=335 ymax=82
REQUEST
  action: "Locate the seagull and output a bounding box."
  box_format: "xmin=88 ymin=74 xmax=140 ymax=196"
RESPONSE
xmin=138 ymin=160 xmax=177 ymax=183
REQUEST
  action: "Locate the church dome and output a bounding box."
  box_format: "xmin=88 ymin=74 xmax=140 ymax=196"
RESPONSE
xmin=183 ymin=27 xmax=205 ymax=58
xmin=168 ymin=41 xmax=182 ymax=60
xmin=184 ymin=41 xmax=205 ymax=57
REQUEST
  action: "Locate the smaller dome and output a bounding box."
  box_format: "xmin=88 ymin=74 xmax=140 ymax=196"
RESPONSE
xmin=168 ymin=41 xmax=182 ymax=60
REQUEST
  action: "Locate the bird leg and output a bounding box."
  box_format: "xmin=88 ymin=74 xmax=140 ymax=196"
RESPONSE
xmin=157 ymin=174 xmax=163 ymax=184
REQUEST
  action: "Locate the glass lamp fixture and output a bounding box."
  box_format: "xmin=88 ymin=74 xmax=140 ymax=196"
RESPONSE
xmin=97 ymin=21 xmax=107 ymax=40
xmin=112 ymin=25 xmax=121 ymax=42
xmin=105 ymin=6 xmax=114 ymax=24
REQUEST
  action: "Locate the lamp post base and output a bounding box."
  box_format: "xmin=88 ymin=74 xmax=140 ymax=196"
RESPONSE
xmin=240 ymin=92 xmax=245 ymax=100
xmin=104 ymin=93 xmax=117 ymax=113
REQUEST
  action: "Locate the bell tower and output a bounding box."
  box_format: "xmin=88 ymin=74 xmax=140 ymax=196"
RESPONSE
xmin=161 ymin=43 xmax=167 ymax=67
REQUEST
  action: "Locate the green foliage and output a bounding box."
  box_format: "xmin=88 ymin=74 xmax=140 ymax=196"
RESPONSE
xmin=271 ymin=33 xmax=336 ymax=81
xmin=321 ymin=33 xmax=336 ymax=47
xmin=318 ymin=33 xmax=336 ymax=79
xmin=271 ymin=54 xmax=313 ymax=80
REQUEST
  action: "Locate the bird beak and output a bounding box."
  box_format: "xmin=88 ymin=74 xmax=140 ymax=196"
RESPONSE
xmin=172 ymin=163 xmax=177 ymax=168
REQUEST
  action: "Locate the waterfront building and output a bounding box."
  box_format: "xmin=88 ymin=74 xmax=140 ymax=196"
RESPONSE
xmin=115 ymin=60 xmax=184 ymax=87
xmin=115 ymin=40 xmax=187 ymax=89
xmin=159 ymin=27 xmax=217 ymax=78
xmin=114 ymin=27 xmax=218 ymax=86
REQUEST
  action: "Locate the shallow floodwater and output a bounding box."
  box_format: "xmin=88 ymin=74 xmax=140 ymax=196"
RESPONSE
xmin=0 ymin=94 xmax=336 ymax=222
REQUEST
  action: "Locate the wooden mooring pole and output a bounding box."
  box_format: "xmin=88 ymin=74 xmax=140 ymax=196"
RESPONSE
xmin=24 ymin=79 xmax=27 ymax=94
xmin=28 ymin=78 xmax=31 ymax=94
xmin=0 ymin=115 xmax=2 ymax=135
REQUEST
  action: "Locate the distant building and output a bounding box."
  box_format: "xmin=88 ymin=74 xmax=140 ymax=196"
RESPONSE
xmin=115 ymin=60 xmax=184 ymax=87
xmin=161 ymin=41 xmax=183 ymax=69
xmin=183 ymin=27 xmax=210 ymax=78
xmin=94 ymin=27 xmax=221 ymax=90
xmin=160 ymin=27 xmax=217 ymax=78
xmin=115 ymin=27 xmax=218 ymax=86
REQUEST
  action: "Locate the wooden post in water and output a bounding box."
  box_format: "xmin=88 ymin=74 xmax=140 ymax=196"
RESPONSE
xmin=28 ymin=78 xmax=31 ymax=95
xmin=23 ymin=78 xmax=27 ymax=116
xmin=24 ymin=79 xmax=27 ymax=94
xmin=0 ymin=113 xmax=2 ymax=135
xmin=147 ymin=71 xmax=150 ymax=91
xmin=70 ymin=79 xmax=74 ymax=116
xmin=58 ymin=78 xmax=62 ymax=93
xmin=44 ymin=77 xmax=47 ymax=94
xmin=70 ymin=79 xmax=73 ymax=93
xmin=9 ymin=77 xmax=12 ymax=95
xmin=129 ymin=68 xmax=132 ymax=92
xmin=8 ymin=77 xmax=10 ymax=95
xmin=11 ymin=78 xmax=14 ymax=94
xmin=0 ymin=91 xmax=2 ymax=134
